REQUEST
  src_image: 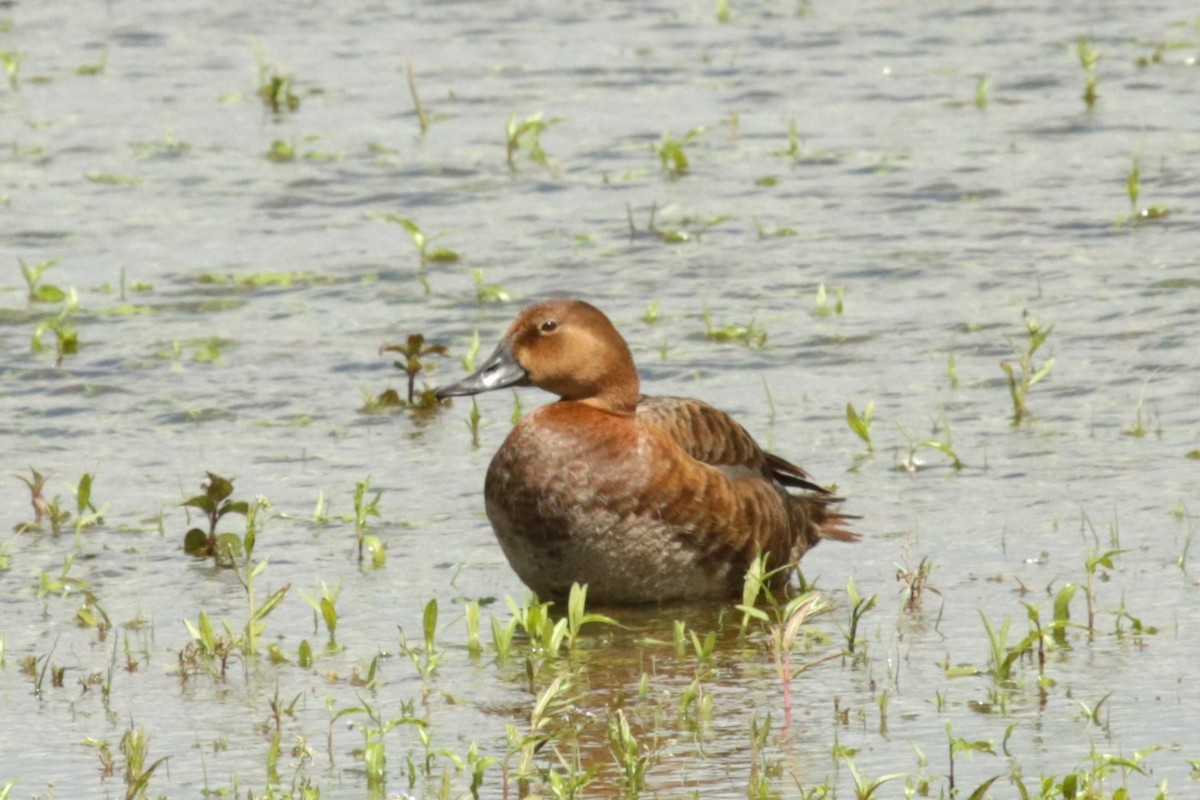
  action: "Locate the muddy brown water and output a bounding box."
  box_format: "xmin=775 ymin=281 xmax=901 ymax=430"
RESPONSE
xmin=2 ymin=1 xmax=1198 ymax=797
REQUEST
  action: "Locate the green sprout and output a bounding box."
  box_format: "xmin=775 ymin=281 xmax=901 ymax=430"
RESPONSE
xmin=380 ymin=333 xmax=448 ymax=406
xmin=657 ymin=127 xmax=703 ymax=178
xmin=1077 ymin=36 xmax=1099 ymax=108
xmin=1000 ymin=313 xmax=1055 ymax=425
xmin=182 ymin=472 xmax=250 ymax=563
xmin=702 ymin=303 xmax=766 ymax=348
xmin=506 ymin=112 xmax=558 ymax=170
xmin=20 ymin=258 xmax=66 ymax=302
xmin=254 ymin=42 xmax=300 ymax=114
xmin=370 ymin=214 xmax=460 ymax=266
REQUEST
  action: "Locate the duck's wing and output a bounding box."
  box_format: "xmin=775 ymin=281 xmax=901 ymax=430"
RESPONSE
xmin=636 ymin=395 xmax=859 ymax=549
xmin=636 ymin=395 xmax=827 ymax=492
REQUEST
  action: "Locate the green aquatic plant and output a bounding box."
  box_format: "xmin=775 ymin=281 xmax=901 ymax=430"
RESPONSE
xmin=15 ymin=468 xmax=66 ymax=534
xmin=19 ymin=257 xmax=65 ymax=302
xmin=302 ymin=582 xmax=345 ymax=652
xmin=702 ymin=303 xmax=767 ymax=348
xmin=975 ymin=76 xmax=991 ymax=109
xmin=813 ymin=282 xmax=844 ymax=316
xmin=381 ymin=333 xmax=449 ymax=406
xmin=1123 ymin=155 xmax=1169 ymax=224
xmin=472 ymin=269 xmax=512 ymax=303
xmin=466 ymin=398 xmax=483 ymax=449
xmin=1000 ymin=313 xmax=1054 ymax=425
xmin=504 ymin=584 xmax=615 ymax=660
xmin=846 ymin=400 xmax=875 ymax=452
xmin=265 ymin=139 xmax=295 ymax=162
xmin=608 ymin=709 xmax=651 ymax=795
xmin=895 ymin=556 xmax=937 ymax=612
xmin=32 ymin=303 xmax=79 ymax=367
xmin=351 ymin=477 xmax=384 ymax=567
xmin=1 ymin=50 xmax=21 ymax=91
xmin=657 ymin=127 xmax=703 ymax=178
xmin=1083 ymin=547 xmax=1126 ymax=637
xmin=464 ymin=599 xmax=483 ymax=656
xmin=944 ymin=721 xmax=998 ymax=799
xmin=505 ymin=112 xmax=558 ymax=170
xmin=335 ymin=697 xmax=425 ymax=793
xmin=895 ymin=415 xmax=963 ymax=472
xmin=980 ymin=612 xmax=1029 ymax=685
xmin=120 ymin=727 xmax=169 ymax=800
xmin=777 ymin=118 xmax=803 ymax=159
xmin=405 ymin=60 xmax=429 ymax=134
xmin=254 ymin=42 xmax=300 ymax=114
xmin=770 ymin=592 xmax=833 ymax=734
xmin=840 ymin=754 xmax=905 ymax=800
xmin=1077 ymin=36 xmax=1099 ymax=109
xmin=75 ymin=49 xmax=109 ymax=76
xmin=843 ymin=577 xmax=877 ymax=656
xmin=946 ymin=351 xmax=959 ymax=389
xmin=182 ymin=472 xmax=250 ymax=562
xmin=229 ymin=498 xmax=290 ymax=658
xmin=71 ymin=472 xmax=106 ymax=549
xmin=371 ymin=213 xmax=460 ymax=266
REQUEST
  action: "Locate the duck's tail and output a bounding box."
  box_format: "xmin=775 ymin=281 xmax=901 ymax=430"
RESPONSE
xmin=815 ymin=503 xmax=861 ymax=543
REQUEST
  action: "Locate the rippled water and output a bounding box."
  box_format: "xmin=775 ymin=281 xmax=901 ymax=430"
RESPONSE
xmin=2 ymin=1 xmax=1198 ymax=797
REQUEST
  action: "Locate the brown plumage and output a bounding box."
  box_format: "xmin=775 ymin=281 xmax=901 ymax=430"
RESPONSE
xmin=436 ymin=298 xmax=857 ymax=604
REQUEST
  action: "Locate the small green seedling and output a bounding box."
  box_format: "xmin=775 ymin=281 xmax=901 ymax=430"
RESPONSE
xmin=352 ymin=477 xmax=384 ymax=567
xmin=254 ymin=42 xmax=299 ymax=114
xmin=32 ymin=303 xmax=79 ymax=367
xmin=2 ymin=51 xmax=21 ymax=91
xmin=1077 ymin=37 xmax=1099 ymax=108
xmin=843 ymin=577 xmax=877 ymax=656
xmin=944 ymin=721 xmax=998 ymax=798
xmin=1000 ymin=313 xmax=1054 ymax=425
xmin=702 ymin=303 xmax=766 ymax=348
xmin=71 ymin=472 xmax=106 ymax=548
xmin=15 ymin=468 xmax=52 ymax=533
xmin=813 ymin=282 xmax=844 ymax=316
xmin=608 ymin=709 xmax=650 ymax=794
xmin=370 ymin=214 xmax=460 ymax=265
xmin=895 ymin=413 xmax=963 ymax=472
xmin=265 ymin=139 xmax=295 ymax=162
xmin=776 ymin=118 xmax=803 ymax=159
xmin=657 ymin=127 xmax=703 ymax=178
xmin=182 ymin=472 xmax=250 ymax=562
xmin=20 ymin=258 xmax=66 ymax=302
xmin=896 ymin=556 xmax=937 ymax=612
xmin=1124 ymin=155 xmax=1169 ymax=224
xmin=75 ymin=50 xmax=109 ymax=76
xmin=846 ymin=401 xmax=875 ymax=452
xmin=405 ymin=60 xmax=429 ymax=134
xmin=1083 ymin=548 xmax=1126 ymax=635
xmin=472 ymin=269 xmax=512 ymax=304
xmin=300 ymin=579 xmax=342 ymax=649
xmin=505 ymin=112 xmax=557 ymax=170
xmin=975 ymin=76 xmax=991 ymax=109
xmin=120 ymin=727 xmax=169 ymax=800
xmin=380 ymin=333 xmax=448 ymax=406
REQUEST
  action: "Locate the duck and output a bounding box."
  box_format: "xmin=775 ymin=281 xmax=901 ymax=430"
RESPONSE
xmin=435 ymin=298 xmax=857 ymax=604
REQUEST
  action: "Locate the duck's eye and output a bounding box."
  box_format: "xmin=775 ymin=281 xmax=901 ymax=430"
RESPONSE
xmin=539 ymin=319 xmax=558 ymax=333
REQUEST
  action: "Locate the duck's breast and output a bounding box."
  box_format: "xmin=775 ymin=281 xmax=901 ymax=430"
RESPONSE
xmin=482 ymin=404 xmax=751 ymax=601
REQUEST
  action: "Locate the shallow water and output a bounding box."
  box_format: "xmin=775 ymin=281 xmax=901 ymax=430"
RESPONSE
xmin=2 ymin=0 xmax=1198 ymax=797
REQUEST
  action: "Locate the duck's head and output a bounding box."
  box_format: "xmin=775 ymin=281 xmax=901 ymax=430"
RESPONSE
xmin=436 ymin=299 xmax=640 ymax=413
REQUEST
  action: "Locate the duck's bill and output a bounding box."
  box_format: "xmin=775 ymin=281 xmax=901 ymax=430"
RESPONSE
xmin=435 ymin=340 xmax=528 ymax=398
